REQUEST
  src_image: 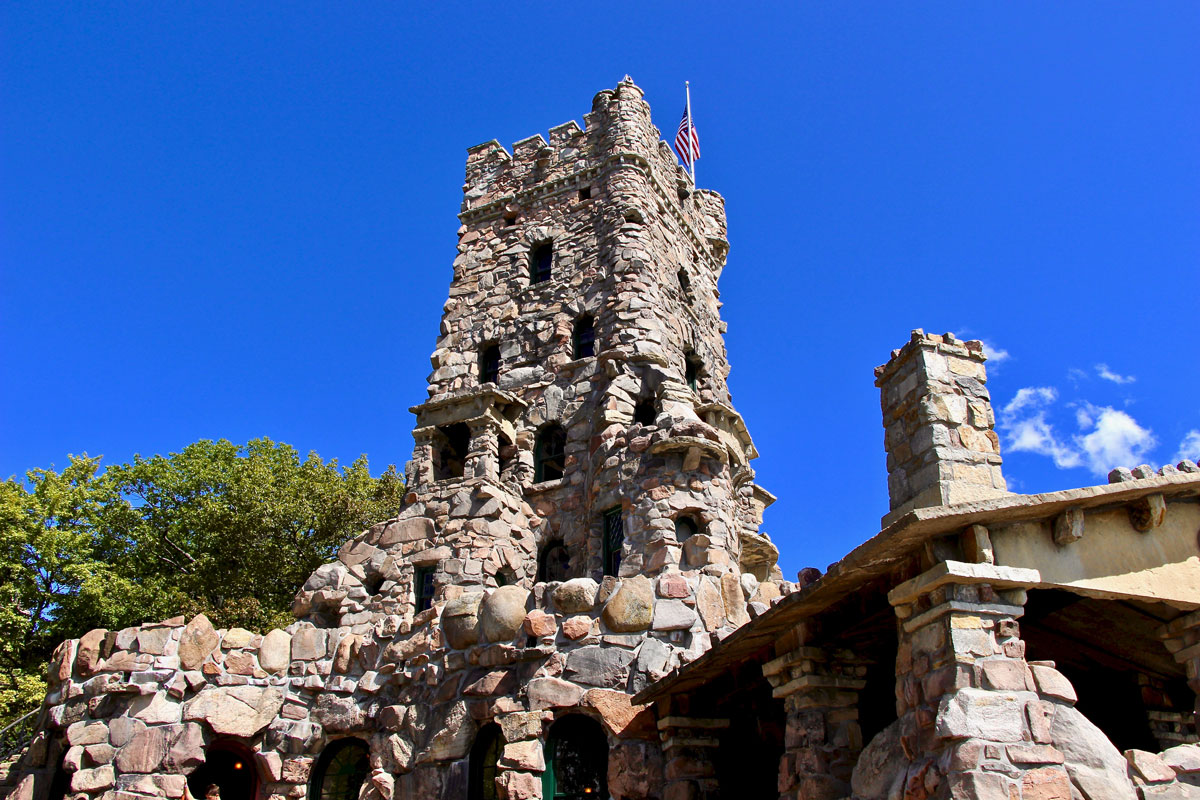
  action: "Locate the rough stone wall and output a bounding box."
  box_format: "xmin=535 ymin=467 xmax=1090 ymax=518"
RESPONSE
xmin=3 ymin=77 xmax=787 ymax=800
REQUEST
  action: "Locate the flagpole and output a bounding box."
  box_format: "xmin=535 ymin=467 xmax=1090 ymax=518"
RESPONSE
xmin=685 ymin=81 xmax=695 ymax=185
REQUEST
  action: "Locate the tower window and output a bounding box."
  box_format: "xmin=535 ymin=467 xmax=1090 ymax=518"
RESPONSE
xmin=469 ymin=724 xmax=503 ymax=800
xmin=434 ymin=423 xmax=471 ymax=480
xmin=537 ymin=541 xmax=571 ymax=583
xmin=480 ymin=343 xmax=500 ymax=385
xmin=309 ymin=740 xmax=370 ymax=800
xmin=633 ymin=399 xmax=657 ymax=426
xmin=572 ymin=315 xmax=595 ymax=359
xmin=531 ymin=242 xmax=553 ymax=284
xmin=579 ymin=186 xmax=591 ymax=201
xmin=675 ymin=515 xmax=700 ymax=542
xmin=685 ymin=353 xmax=702 ymax=392
xmin=414 ymin=565 xmax=436 ymax=612
xmin=678 ymin=268 xmax=694 ymax=303
xmin=535 ymin=424 xmax=567 ymax=482
xmin=602 ymin=507 xmax=623 ymax=578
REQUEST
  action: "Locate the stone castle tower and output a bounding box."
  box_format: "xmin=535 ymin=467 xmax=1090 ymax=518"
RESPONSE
xmin=3 ymin=77 xmax=787 ymax=800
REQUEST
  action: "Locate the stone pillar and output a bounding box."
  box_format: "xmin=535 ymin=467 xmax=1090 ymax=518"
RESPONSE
xmin=1159 ymin=609 xmax=1200 ymax=735
xmin=887 ymin=561 xmax=1076 ymax=800
xmin=764 ymin=645 xmax=868 ymax=800
xmin=496 ymin=711 xmax=545 ymax=800
xmin=411 ymin=428 xmax=435 ymax=488
xmin=465 ymin=417 xmax=497 ymax=481
xmin=874 ymin=331 xmax=1007 ymax=526
xmin=657 ymin=716 xmax=727 ymax=800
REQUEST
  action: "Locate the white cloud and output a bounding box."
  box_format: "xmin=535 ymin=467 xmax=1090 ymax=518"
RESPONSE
xmin=1075 ymin=407 xmax=1156 ymax=475
xmin=999 ymin=389 xmax=1156 ymax=476
xmin=980 ymin=340 xmax=1010 ymax=366
xmin=1000 ymin=387 xmax=1082 ymax=469
xmin=1175 ymin=430 xmax=1200 ymax=463
xmin=1095 ymin=363 xmax=1136 ymax=385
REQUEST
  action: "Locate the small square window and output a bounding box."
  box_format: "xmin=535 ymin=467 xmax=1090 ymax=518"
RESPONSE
xmin=579 ymin=187 xmax=591 ymax=201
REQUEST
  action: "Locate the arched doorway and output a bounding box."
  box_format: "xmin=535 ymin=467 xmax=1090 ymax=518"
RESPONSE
xmin=187 ymin=741 xmax=259 ymax=800
xmin=309 ymin=738 xmax=370 ymax=800
xmin=468 ymin=723 xmax=502 ymax=800
xmin=542 ymin=715 xmax=607 ymax=800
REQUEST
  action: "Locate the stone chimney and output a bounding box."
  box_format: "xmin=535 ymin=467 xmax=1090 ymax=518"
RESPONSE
xmin=874 ymin=330 xmax=1007 ymax=525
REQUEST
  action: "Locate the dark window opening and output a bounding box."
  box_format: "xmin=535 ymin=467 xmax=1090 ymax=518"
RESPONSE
xmin=480 ymin=343 xmax=501 ymax=385
xmin=542 ymin=716 xmax=608 ymax=800
xmin=434 ymin=423 xmax=471 ymax=480
xmin=190 ymin=742 xmax=259 ymax=800
xmin=578 ymin=187 xmax=591 ymax=201
xmin=624 ymin=209 xmax=644 ymax=224
xmin=414 ymin=565 xmax=436 ymax=612
xmin=677 ymin=268 xmax=693 ymax=302
xmin=308 ymin=739 xmax=369 ymax=800
xmin=535 ymin=424 xmax=566 ymax=482
xmin=531 ymin=242 xmax=554 ymax=284
xmin=602 ymin=508 xmax=624 ymax=578
xmin=684 ymin=354 xmax=702 ymax=392
xmin=363 ymin=575 xmax=384 ymax=597
xmin=572 ymin=315 xmax=595 ymax=359
xmin=469 ymin=724 xmax=503 ymax=800
xmin=495 ymin=567 xmax=516 ymax=587
xmin=538 ymin=541 xmax=571 ymax=583
xmin=633 ymin=399 xmax=657 ymax=426
xmin=504 ymin=214 xmax=517 ymax=227
xmin=674 ymin=516 xmax=699 ymax=542
xmin=498 ymin=434 xmax=517 ymax=481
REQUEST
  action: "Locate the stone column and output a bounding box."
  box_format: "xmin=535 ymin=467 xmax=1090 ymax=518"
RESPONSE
xmin=1159 ymin=609 xmax=1200 ymax=734
xmin=497 ymin=711 xmax=545 ymax=800
xmin=887 ymin=561 xmax=1076 ymax=800
xmin=411 ymin=428 xmax=435 ymax=488
xmin=764 ymin=645 xmax=868 ymax=800
xmin=657 ymin=716 xmax=727 ymax=800
xmin=465 ymin=417 xmax=498 ymax=482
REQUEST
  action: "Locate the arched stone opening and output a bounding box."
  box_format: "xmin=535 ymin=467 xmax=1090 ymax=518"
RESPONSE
xmin=542 ymin=715 xmax=607 ymax=800
xmin=308 ymin=738 xmax=370 ymax=800
xmin=1022 ymin=588 xmax=1193 ymax=751
xmin=468 ymin=723 xmax=502 ymax=800
xmin=187 ymin=741 xmax=259 ymax=800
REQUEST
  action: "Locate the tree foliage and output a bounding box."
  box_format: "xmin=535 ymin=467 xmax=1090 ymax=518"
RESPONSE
xmin=0 ymin=438 xmax=403 ymax=726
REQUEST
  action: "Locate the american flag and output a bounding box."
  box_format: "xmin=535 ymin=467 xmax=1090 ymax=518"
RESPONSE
xmin=674 ymin=106 xmax=699 ymax=169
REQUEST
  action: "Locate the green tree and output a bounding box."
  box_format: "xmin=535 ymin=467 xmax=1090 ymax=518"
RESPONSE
xmin=0 ymin=439 xmax=403 ymax=727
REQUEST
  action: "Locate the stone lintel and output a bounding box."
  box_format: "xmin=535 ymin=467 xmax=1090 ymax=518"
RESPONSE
xmin=771 ymin=674 xmax=866 ymax=700
xmin=888 ymin=560 xmax=1040 ymax=607
xmin=901 ymin=599 xmax=1026 ymax=634
xmin=656 ymin=716 xmax=730 ymax=731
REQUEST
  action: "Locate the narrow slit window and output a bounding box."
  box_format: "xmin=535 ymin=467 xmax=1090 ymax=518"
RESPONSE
xmin=414 ymin=565 xmax=436 ymax=612
xmin=480 ymin=343 xmax=501 ymax=385
xmin=535 ymin=424 xmax=566 ymax=482
xmin=531 ymin=242 xmax=553 ymax=284
xmin=685 ymin=353 xmax=702 ymax=392
xmin=677 ymin=267 xmax=693 ymax=303
xmin=602 ymin=507 xmax=624 ymax=578
xmin=572 ymin=315 xmax=595 ymax=359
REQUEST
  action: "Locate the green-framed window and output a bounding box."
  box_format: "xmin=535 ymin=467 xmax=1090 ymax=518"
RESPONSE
xmin=542 ymin=716 xmax=607 ymax=800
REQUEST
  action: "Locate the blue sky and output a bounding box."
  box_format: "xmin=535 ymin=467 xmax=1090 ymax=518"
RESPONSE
xmin=3 ymin=3 xmax=1198 ymax=578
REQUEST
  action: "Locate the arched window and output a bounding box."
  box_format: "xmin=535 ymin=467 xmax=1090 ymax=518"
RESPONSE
xmin=469 ymin=724 xmax=503 ymax=800
xmin=674 ymin=515 xmax=700 ymax=542
xmin=542 ymin=716 xmax=607 ymax=800
xmin=531 ymin=242 xmax=553 ymax=284
xmin=188 ymin=742 xmax=259 ymax=800
xmin=537 ymin=541 xmax=571 ymax=583
xmin=480 ymin=343 xmax=501 ymax=385
xmin=535 ymin=424 xmax=566 ymax=482
xmin=309 ymin=739 xmax=370 ymax=800
xmin=572 ymin=315 xmax=595 ymax=359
